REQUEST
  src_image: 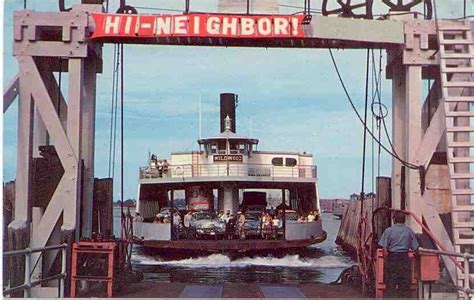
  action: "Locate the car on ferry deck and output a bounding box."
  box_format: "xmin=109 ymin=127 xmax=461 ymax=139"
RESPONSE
xmin=190 ymin=211 xmax=226 ymax=239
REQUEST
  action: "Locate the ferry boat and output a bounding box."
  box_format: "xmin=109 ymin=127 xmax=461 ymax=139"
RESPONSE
xmin=132 ymin=93 xmax=326 ymax=252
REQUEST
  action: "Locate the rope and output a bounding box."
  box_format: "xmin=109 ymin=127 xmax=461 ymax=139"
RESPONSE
xmin=328 ymin=48 xmax=420 ymax=171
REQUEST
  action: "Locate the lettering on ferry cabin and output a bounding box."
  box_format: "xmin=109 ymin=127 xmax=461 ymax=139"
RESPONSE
xmin=90 ymin=13 xmax=305 ymax=39
xmin=213 ymin=154 xmax=243 ymax=162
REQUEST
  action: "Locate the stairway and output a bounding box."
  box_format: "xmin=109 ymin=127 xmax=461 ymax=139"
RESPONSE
xmin=437 ymin=19 xmax=474 ymax=287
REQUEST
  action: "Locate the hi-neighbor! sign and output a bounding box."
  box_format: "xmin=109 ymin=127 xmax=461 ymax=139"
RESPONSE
xmin=91 ymin=13 xmax=305 ymax=39
xmin=213 ymin=155 xmax=243 ymax=162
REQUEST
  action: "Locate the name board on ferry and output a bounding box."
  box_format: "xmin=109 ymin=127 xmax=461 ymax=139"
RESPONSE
xmin=213 ymin=154 xmax=243 ymax=162
xmin=90 ymin=13 xmax=305 ymax=39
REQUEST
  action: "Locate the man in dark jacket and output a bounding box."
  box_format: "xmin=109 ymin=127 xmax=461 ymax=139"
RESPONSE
xmin=378 ymin=211 xmax=419 ymax=298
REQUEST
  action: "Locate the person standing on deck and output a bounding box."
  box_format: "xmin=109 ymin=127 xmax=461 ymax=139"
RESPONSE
xmin=378 ymin=211 xmax=419 ymax=298
xmin=183 ymin=211 xmax=192 ymax=238
xmin=173 ymin=212 xmax=182 ymax=240
xmin=237 ymin=212 xmax=246 ymax=240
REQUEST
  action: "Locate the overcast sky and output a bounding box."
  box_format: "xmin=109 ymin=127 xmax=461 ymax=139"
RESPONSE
xmin=2 ymin=0 xmax=471 ymax=200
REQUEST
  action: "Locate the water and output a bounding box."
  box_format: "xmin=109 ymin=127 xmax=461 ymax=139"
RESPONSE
xmin=113 ymin=210 xmax=354 ymax=284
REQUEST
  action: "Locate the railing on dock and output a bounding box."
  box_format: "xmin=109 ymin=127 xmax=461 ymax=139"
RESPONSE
xmin=3 ymin=243 xmax=68 ymax=297
xmin=139 ymin=163 xmax=317 ymax=180
xmin=418 ymin=248 xmax=473 ymax=300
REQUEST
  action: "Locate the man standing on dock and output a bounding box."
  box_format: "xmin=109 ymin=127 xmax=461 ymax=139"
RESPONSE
xmin=378 ymin=211 xmax=419 ymax=298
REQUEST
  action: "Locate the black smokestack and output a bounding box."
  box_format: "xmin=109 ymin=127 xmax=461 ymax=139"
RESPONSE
xmin=220 ymin=93 xmax=237 ymax=133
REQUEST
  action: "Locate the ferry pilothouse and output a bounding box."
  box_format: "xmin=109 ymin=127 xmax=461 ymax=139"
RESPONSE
xmin=133 ymin=93 xmax=326 ymax=252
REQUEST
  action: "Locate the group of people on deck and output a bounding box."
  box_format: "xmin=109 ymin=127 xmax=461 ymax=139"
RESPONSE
xmin=297 ymin=210 xmax=320 ymax=223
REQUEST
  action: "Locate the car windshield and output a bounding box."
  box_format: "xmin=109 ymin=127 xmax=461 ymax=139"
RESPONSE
xmin=194 ymin=213 xmax=213 ymax=220
xmin=245 ymin=214 xmax=260 ymax=221
xmin=286 ymin=212 xmax=298 ymax=221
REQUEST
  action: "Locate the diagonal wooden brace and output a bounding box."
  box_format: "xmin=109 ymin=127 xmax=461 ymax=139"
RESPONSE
xmin=3 ymin=74 xmax=19 ymax=113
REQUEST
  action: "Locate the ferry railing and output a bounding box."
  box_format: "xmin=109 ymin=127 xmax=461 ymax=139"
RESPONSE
xmin=139 ymin=163 xmax=317 ymax=179
xmin=3 ymin=243 xmax=68 ymax=297
xmin=418 ymin=248 xmax=473 ymax=299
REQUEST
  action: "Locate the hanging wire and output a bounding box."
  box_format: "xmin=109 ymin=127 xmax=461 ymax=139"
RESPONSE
xmin=120 ymin=43 xmax=125 ymax=239
xmin=360 ymin=49 xmax=371 ymax=217
xmin=328 ymin=48 xmax=420 ymax=171
xmin=108 ymin=44 xmax=119 ymax=178
xmin=112 ymin=46 xmax=121 ymax=179
xmin=377 ymin=49 xmax=383 ymax=178
xmin=370 ymin=51 xmax=374 ymax=194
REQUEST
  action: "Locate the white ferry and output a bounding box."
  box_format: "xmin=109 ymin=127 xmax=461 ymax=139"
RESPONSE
xmin=132 ymin=93 xmax=326 ymax=252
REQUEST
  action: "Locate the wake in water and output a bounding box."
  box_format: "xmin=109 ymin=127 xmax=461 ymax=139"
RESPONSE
xmin=132 ymin=253 xmax=352 ymax=269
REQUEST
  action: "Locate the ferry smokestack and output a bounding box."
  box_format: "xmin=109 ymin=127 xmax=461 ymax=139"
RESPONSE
xmin=220 ymin=93 xmax=237 ymax=133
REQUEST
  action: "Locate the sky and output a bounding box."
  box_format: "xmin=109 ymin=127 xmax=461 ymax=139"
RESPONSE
xmin=2 ymin=0 xmax=471 ymax=201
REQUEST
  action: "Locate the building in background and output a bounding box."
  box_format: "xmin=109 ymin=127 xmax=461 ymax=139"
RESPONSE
xmin=320 ymin=198 xmax=352 ymax=213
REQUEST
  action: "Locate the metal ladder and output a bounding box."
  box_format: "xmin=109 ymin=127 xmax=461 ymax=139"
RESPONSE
xmin=437 ymin=19 xmax=474 ymax=287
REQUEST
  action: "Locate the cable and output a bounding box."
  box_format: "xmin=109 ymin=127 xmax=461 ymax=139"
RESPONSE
xmin=120 ymin=43 xmax=124 ymax=240
xmin=360 ymin=49 xmax=370 ymax=214
xmin=132 ymin=5 xmax=187 ymax=13
xmin=112 ymin=46 xmax=120 ymax=179
xmin=278 ymin=4 xmax=322 ymax=13
xmin=108 ymin=44 xmax=118 ymax=178
xmin=327 ymin=48 xmax=420 ymax=170
xmin=377 ymin=49 xmax=382 ymax=178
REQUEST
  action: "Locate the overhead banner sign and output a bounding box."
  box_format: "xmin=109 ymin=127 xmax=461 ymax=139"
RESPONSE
xmin=90 ymin=13 xmax=305 ymax=39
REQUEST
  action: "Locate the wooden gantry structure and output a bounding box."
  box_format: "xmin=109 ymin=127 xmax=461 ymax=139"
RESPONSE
xmin=3 ymin=0 xmax=473 ymax=295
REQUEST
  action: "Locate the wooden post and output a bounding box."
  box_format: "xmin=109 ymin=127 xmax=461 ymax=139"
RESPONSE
xmin=170 ymin=190 xmax=174 ymax=240
xmin=405 ymin=65 xmax=423 ymax=233
xmin=391 ymin=60 xmax=406 ymax=210
xmin=375 ymin=177 xmax=392 ymax=239
xmin=282 ymin=188 xmax=286 ymax=240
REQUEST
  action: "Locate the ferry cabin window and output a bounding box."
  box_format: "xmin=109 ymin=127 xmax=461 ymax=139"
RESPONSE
xmin=218 ymin=141 xmax=226 ymax=154
xmin=271 ymin=157 xmax=283 ymax=166
xmin=285 ymin=158 xmax=297 ymax=167
xmin=230 ymin=142 xmax=239 ymax=154
xmin=238 ymin=143 xmax=246 ymax=154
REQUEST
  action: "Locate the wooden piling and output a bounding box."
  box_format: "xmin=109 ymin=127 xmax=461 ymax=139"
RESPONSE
xmin=92 ymin=178 xmax=113 ymax=237
xmin=336 ymin=177 xmax=392 ymax=255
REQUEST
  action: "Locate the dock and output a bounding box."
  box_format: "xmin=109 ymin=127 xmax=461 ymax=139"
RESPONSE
xmin=118 ymin=281 xmax=362 ymax=298
xmin=336 ymin=177 xmax=391 ymax=254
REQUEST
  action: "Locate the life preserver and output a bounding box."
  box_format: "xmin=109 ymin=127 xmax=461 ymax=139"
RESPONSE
xmin=174 ymin=166 xmax=183 ymax=175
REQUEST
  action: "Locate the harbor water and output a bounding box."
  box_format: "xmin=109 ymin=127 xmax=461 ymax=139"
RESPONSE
xmin=113 ymin=210 xmax=354 ymax=284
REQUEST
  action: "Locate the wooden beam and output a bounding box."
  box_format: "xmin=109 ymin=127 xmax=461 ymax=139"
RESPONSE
xmin=391 ymin=61 xmax=406 ymax=210
xmin=65 ymin=58 xmax=84 ymax=240
xmin=26 ymin=56 xmax=77 ymax=168
xmin=421 ymin=193 xmax=457 ymax=284
xmin=3 ymin=74 xmax=19 ymax=113
xmin=405 ymin=65 xmax=423 ymax=233
xmin=414 ymin=104 xmax=445 ymax=168
xmin=80 ymin=56 xmax=97 ymax=238
xmin=14 ymin=58 xmax=34 ymax=222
